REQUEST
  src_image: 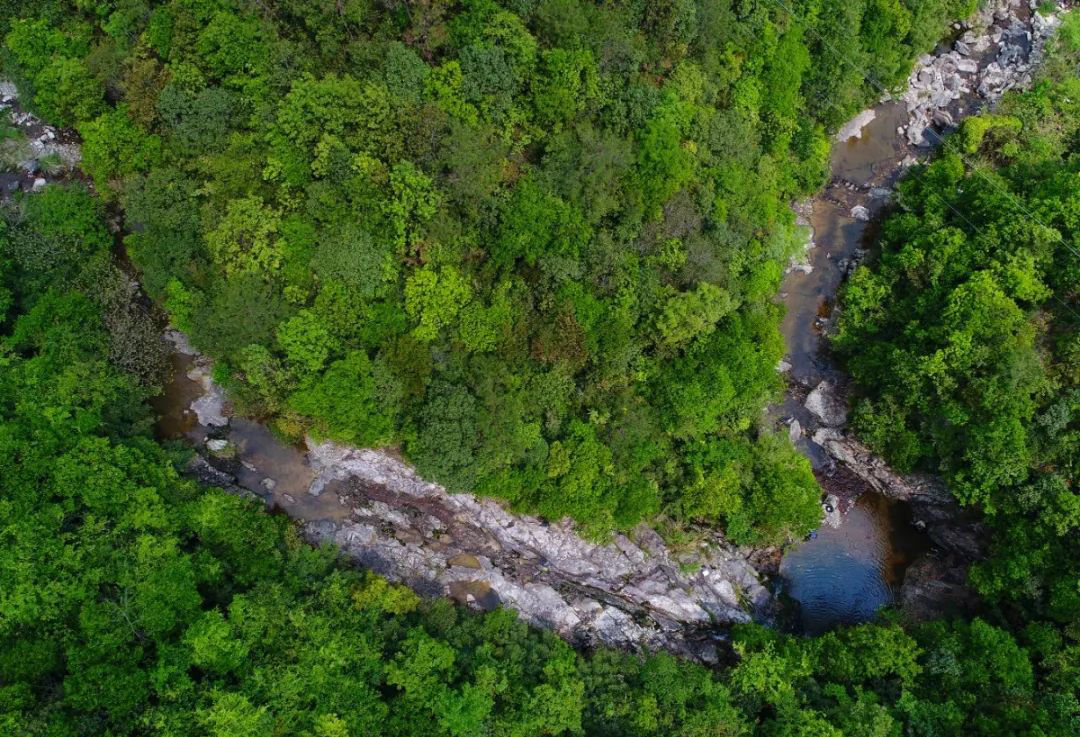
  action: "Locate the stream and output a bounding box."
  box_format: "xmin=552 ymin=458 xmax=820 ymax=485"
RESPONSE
xmin=775 ymin=0 xmax=1064 ymax=631
xmin=1 ymin=0 xmax=1064 ymax=657
xmin=774 ymin=100 xmax=928 ymax=631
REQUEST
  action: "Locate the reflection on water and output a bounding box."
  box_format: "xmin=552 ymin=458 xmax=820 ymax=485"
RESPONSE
xmin=150 ymin=350 xmax=202 ymax=440
xmin=780 ymin=493 xmax=929 ymax=634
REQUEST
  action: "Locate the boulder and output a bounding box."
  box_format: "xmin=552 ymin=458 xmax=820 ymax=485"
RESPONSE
xmin=901 ymin=554 xmax=980 ymax=621
xmin=206 ymin=438 xmax=236 ymax=459
xmin=834 ymin=109 xmax=876 ymax=142
xmin=788 ymin=419 xmax=802 ymax=444
xmin=804 ymin=381 xmax=848 ymax=426
xmin=821 ymin=494 xmax=842 ymax=528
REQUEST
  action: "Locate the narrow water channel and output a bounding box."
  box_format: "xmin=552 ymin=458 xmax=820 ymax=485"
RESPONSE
xmin=150 ymin=349 xmax=352 ymax=524
xmin=775 ymin=102 xmax=932 ymax=632
xmin=147 ymin=0 xmax=1060 ymax=638
xmin=773 ymin=0 xmax=1057 ymax=631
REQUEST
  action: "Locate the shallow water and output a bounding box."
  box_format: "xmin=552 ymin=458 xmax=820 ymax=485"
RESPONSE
xmin=780 ymin=493 xmax=929 ymax=634
xmin=831 ymin=101 xmax=910 ymax=186
xmin=153 ymin=354 xmax=350 ymax=524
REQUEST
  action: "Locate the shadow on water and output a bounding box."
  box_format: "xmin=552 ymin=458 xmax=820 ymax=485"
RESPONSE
xmin=779 ymin=493 xmax=930 ymax=635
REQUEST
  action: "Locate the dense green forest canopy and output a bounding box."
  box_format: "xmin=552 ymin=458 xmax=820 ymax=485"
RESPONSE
xmin=0 ymin=0 xmax=978 ymax=542
xmin=1 ymin=172 xmax=1076 ymax=737
xmin=0 ymin=2 xmax=1078 ymax=736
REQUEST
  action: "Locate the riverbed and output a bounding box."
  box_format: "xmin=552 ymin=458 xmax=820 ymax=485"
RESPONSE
xmin=775 ymin=0 xmax=1063 ymax=632
xmin=0 ymin=0 xmax=1061 ymax=656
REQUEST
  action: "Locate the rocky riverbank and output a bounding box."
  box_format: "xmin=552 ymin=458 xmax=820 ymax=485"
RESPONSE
xmin=2 ymin=0 xmax=1064 ymax=653
xmin=0 ymin=77 xmax=777 ymax=661
xmin=902 ymin=0 xmax=1064 ymax=146
xmin=0 ymin=82 xmax=81 ymax=192
xmin=168 ymin=332 xmax=774 ymax=663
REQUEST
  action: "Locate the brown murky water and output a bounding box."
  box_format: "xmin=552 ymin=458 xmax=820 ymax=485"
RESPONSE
xmin=153 ymin=354 xmax=350 ymax=524
xmin=779 ymin=493 xmax=929 ymax=634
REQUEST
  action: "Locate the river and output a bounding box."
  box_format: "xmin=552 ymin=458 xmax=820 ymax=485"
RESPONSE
xmin=147 ymin=0 xmax=1064 ymax=640
xmin=775 ymin=0 xmax=1063 ymax=632
xmin=1 ymin=0 xmax=1063 ymax=655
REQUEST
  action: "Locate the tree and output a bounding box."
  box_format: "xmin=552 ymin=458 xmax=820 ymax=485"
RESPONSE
xmin=32 ymin=56 xmax=105 ymax=125
xmin=655 ymin=282 xmax=737 ymax=348
xmin=206 ymin=196 xmax=283 ymax=275
xmin=495 ymin=177 xmax=590 ymax=267
xmin=157 ymin=83 xmax=237 ymax=155
xmin=387 ymin=160 xmax=439 ymax=254
xmin=289 ymin=350 xmax=394 ymax=447
xmin=276 ymin=309 xmax=337 ymax=376
xmin=78 ymin=104 xmax=162 ymax=193
xmin=404 ymin=265 xmax=472 ymax=342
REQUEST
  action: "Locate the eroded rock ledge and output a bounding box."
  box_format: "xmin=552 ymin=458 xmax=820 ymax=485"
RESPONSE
xmin=170 ymin=333 xmax=772 ymax=663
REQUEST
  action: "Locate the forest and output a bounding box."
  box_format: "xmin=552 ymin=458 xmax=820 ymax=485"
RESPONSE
xmin=0 ymin=0 xmax=981 ymax=543
xmin=1 ymin=1 xmax=1079 ymax=736
xmin=0 ymin=179 xmax=1074 ymax=737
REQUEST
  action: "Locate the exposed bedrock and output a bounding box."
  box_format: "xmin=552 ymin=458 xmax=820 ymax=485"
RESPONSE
xmin=170 ymin=333 xmax=774 ymax=663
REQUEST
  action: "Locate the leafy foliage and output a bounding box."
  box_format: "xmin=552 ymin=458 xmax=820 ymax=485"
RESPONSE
xmin=2 ymin=176 xmax=1076 ymax=737
xmin=0 ymin=1 xmax=983 ymax=543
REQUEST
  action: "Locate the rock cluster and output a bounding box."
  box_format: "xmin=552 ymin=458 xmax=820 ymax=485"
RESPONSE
xmin=804 ymin=380 xmax=849 ymax=427
xmin=305 ymin=441 xmax=771 ymax=660
xmin=834 ymin=109 xmax=877 ymax=142
xmin=810 ymin=421 xmax=983 ymax=559
xmin=901 ymin=552 xmax=983 ymax=620
xmin=166 ymin=331 xmax=229 ymax=427
xmin=0 ymin=82 xmax=81 ymax=191
xmin=787 ymin=198 xmax=816 ymax=274
xmin=902 ymin=0 xmax=1065 ymax=146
